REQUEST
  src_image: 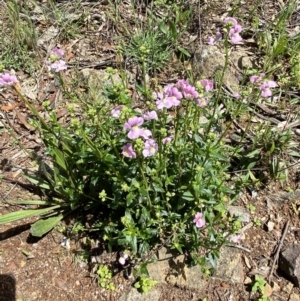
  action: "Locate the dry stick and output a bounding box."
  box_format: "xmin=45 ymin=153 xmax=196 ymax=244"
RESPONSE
xmin=198 ymin=0 xmax=202 ymax=49
xmin=268 ymin=220 xmax=290 ymax=283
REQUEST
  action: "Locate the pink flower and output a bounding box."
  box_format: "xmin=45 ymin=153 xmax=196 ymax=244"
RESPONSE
xmin=229 ymin=232 xmax=245 ymax=243
xmin=155 ymin=93 xmax=179 ymax=110
xmin=124 ymin=117 xmax=152 ymax=139
xmin=154 ymin=84 xmax=183 ymax=110
xmin=208 ymin=29 xmax=222 ymax=45
xmin=195 ymin=98 xmax=210 ymax=107
xmin=229 ymin=24 xmax=243 ymax=43
xmin=155 ymin=92 xmax=173 ymax=110
xmin=199 ymin=79 xmax=214 ymax=92
xmin=182 ymin=85 xmax=198 ymax=99
xmin=193 ymin=212 xmax=205 ymax=228
xmin=50 ymin=47 xmax=64 ymax=59
xmin=233 ymin=92 xmax=241 ymax=99
xmin=142 ymin=139 xmax=158 ymax=157
xmin=250 ymin=73 xmax=265 ymax=84
xmin=0 ymin=72 xmax=18 ymax=86
xmin=260 ymin=80 xmax=277 ymax=98
xmin=164 ymin=85 xmax=183 ymax=100
xmin=224 ymin=17 xmax=238 ymax=27
xmin=143 ymin=111 xmax=158 ymax=120
xmin=175 ymin=79 xmax=189 ymax=90
xmin=122 ymin=143 xmax=136 ymax=158
xmin=162 ymin=136 xmax=173 ymax=144
xmin=111 ymin=105 xmax=125 ymax=117
xmin=49 ymin=60 xmax=67 ymax=72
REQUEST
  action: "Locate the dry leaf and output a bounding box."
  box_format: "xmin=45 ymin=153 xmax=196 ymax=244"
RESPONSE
xmin=1 ymin=102 xmax=21 ymax=111
xmin=16 ymin=111 xmax=35 ymax=130
xmin=267 ymin=221 xmax=275 ymax=232
xmin=243 ymin=255 xmax=251 ymax=269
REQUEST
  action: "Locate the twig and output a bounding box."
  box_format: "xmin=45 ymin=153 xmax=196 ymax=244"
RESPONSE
xmin=226 ymin=244 xmax=251 ymax=253
xmin=198 ymin=0 xmax=202 ymax=50
xmin=268 ymin=220 xmax=290 ymax=283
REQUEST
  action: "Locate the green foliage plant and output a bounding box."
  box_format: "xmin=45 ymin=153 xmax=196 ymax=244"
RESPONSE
xmin=0 ymin=40 xmax=244 ymax=270
xmin=1 ymin=13 xmax=293 ymax=273
xmin=1 ymin=0 xmax=38 ymax=73
xmin=251 ymin=275 xmax=271 ymax=301
xmin=134 ymin=275 xmax=158 ymax=294
xmin=45 ymin=0 xmax=88 ymax=41
xmin=97 ymin=265 xmax=115 ymax=291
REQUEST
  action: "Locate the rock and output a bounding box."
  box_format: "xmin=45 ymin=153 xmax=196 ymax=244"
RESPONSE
xmin=230 ymin=50 xmax=256 ymax=72
xmin=148 ymin=247 xmax=208 ymax=291
xmin=37 ymin=25 xmax=59 ymax=46
xmin=118 ymin=286 xmax=161 ymax=301
xmin=213 ymin=246 xmax=245 ymax=283
xmin=271 ymin=280 xmax=280 ymax=292
xmin=279 ymin=244 xmax=300 ymax=287
xmin=147 ymin=247 xmax=171 ymax=283
xmin=283 ymin=282 xmax=294 ymax=294
xmin=263 ymin=283 xmax=273 ymax=297
xmin=192 ymin=46 xmax=251 ymax=91
xmin=184 ymin=265 xmax=208 ymax=291
xmin=80 ymin=68 xmax=122 ymax=88
xmin=124 ymin=245 xmax=244 ymax=300
xmin=289 ymin=293 xmax=300 ymax=301
xmin=228 ymin=206 xmax=251 ymax=223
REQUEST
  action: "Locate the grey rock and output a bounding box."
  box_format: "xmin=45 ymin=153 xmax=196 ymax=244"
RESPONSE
xmin=192 ymin=46 xmax=255 ymax=92
xmin=37 ymin=25 xmax=59 ymax=46
xmin=283 ymin=282 xmax=294 ymax=294
xmin=118 ymin=286 xmax=161 ymax=301
xmin=120 ymin=245 xmax=245 ymax=300
xmin=213 ymin=246 xmax=245 ymax=283
xmin=147 ymin=247 xmax=171 ymax=283
xmin=289 ymin=293 xmax=300 ymax=301
xmin=147 ymin=247 xmax=207 ymax=291
xmin=279 ymin=244 xmax=300 ymax=287
xmin=80 ymin=68 xmax=122 ymax=88
xmin=228 ymin=206 xmax=251 ymax=223
xmin=192 ymin=46 xmax=239 ymax=90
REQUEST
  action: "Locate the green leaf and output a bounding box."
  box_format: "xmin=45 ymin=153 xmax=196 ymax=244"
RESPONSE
xmin=30 ymin=214 xmax=64 ymax=237
xmin=168 ymin=20 xmax=177 ymax=39
xmin=177 ymin=47 xmax=191 ymax=57
xmin=0 ymin=205 xmax=61 ymax=224
xmin=52 ymin=148 xmax=67 ymax=171
xmin=269 ymin=141 xmax=275 ymax=153
xmin=23 ymin=174 xmax=51 ymax=190
xmin=245 ymin=149 xmax=261 ymax=158
xmin=12 ymin=200 xmax=49 ymax=205
xmin=181 ymin=191 xmax=194 ymax=201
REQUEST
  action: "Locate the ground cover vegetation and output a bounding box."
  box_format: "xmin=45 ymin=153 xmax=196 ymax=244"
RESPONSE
xmin=0 ymin=0 xmax=300 ymax=298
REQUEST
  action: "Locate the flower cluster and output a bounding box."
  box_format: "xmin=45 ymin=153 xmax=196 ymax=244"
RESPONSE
xmin=47 ymin=47 xmax=67 ymax=73
xmin=208 ymin=17 xmax=243 ymax=45
xmin=195 ymin=79 xmax=214 ymax=107
xmin=155 ymin=84 xmax=182 ymax=110
xmin=117 ymin=79 xmax=214 ymax=159
xmin=0 ymin=72 xmax=17 ymax=86
xmin=122 ymin=116 xmax=157 ymax=158
xmin=224 ymin=17 xmax=243 ymax=44
xmin=250 ymin=73 xmax=277 ymax=98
